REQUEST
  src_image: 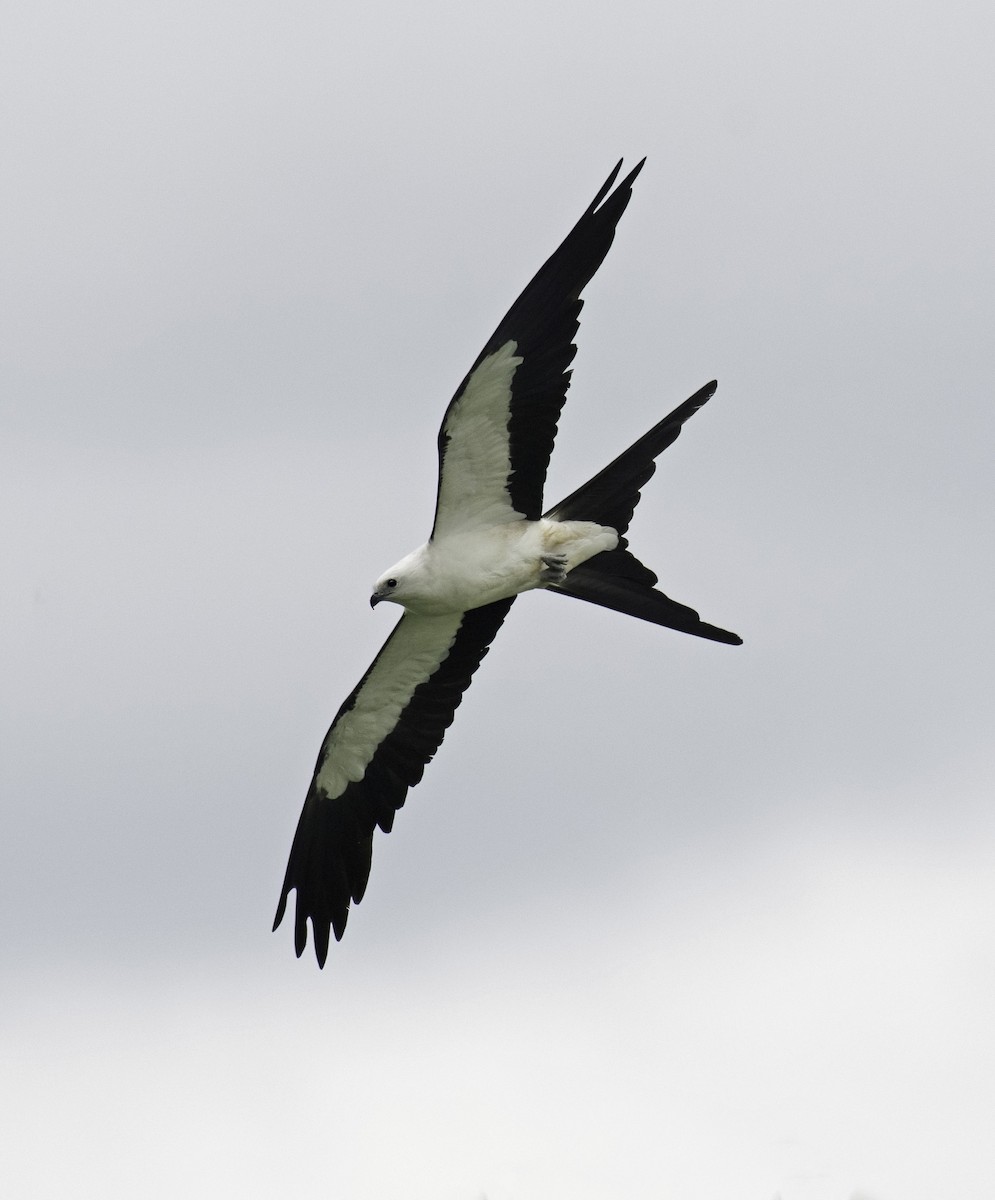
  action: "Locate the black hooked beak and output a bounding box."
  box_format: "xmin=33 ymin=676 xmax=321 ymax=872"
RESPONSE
xmin=370 ymin=594 xmax=381 ymax=609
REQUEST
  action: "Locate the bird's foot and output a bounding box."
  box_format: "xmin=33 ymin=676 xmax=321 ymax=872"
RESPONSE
xmin=539 ymin=553 xmax=568 ymax=585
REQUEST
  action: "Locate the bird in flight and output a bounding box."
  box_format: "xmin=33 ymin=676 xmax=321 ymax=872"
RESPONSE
xmin=274 ymin=159 xmax=741 ymax=965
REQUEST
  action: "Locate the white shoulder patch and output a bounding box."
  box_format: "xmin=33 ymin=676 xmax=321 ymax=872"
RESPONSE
xmin=434 ymin=340 xmax=524 ymax=537
xmin=314 ymin=613 xmax=463 ymax=799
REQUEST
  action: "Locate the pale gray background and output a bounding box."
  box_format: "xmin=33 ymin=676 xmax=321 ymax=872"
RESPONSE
xmin=2 ymin=2 xmax=993 ymax=1198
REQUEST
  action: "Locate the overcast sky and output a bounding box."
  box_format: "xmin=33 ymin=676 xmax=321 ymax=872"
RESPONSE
xmin=2 ymin=2 xmax=994 ymax=1197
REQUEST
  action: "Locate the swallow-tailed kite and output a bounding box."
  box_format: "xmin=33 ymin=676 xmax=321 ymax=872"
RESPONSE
xmin=274 ymin=159 xmax=741 ymax=965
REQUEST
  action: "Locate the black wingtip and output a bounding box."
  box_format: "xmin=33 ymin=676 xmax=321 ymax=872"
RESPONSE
xmin=312 ymin=918 xmax=330 ymax=969
xmin=588 ymin=157 xmax=646 ymax=215
xmin=622 ymin=156 xmax=647 ymax=188
xmin=590 ymin=160 xmax=624 ymax=209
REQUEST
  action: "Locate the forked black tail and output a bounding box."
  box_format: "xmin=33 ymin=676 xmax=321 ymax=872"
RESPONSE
xmin=543 ymin=381 xmax=742 ymax=646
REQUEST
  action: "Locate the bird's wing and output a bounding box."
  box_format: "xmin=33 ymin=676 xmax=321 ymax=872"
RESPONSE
xmin=431 ymin=158 xmax=645 ymax=539
xmin=274 ymin=598 xmax=515 ymax=966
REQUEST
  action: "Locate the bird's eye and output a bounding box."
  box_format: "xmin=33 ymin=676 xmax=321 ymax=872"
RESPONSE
xmin=387 ymin=578 xmax=397 ymax=588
